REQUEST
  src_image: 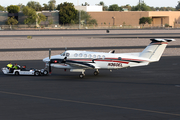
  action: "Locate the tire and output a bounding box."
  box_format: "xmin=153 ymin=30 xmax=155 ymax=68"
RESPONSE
xmin=43 ymin=70 xmax=48 ymax=76
xmin=79 ymin=74 xmax=84 ymax=78
xmin=94 ymin=71 xmax=99 ymax=76
xmin=34 ymin=71 xmax=40 ymax=76
xmin=15 ymin=71 xmax=19 ymax=76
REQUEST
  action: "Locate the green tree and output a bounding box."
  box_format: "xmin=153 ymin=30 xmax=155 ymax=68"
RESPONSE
xmin=121 ymin=4 xmax=131 ymax=11
xmin=0 ymin=5 xmax=5 ymax=11
xmin=27 ymin=1 xmax=42 ymax=11
xmin=99 ymin=1 xmax=108 ymax=11
xmin=159 ymin=7 xmax=175 ymax=11
xmin=58 ymin=2 xmax=77 ymax=24
xmin=22 ymin=6 xmax=46 ymax=25
xmin=42 ymin=3 xmax=49 ymax=10
xmin=17 ymin=3 xmax=25 ymax=11
xmin=37 ymin=13 xmax=46 ymax=24
xmin=87 ymin=19 xmax=97 ymax=25
xmin=48 ymin=0 xmax=56 ymax=10
xmin=150 ymin=7 xmax=156 ymax=11
xmin=7 ymin=5 xmax=20 ymax=13
xmin=6 ymin=16 xmax=18 ymax=25
xmin=82 ymin=2 xmax=89 ymax=6
xmin=176 ymin=1 xmax=180 ymax=10
xmin=139 ymin=17 xmax=152 ymax=25
xmin=131 ymin=2 xmax=151 ymax=11
xmin=108 ymin=4 xmax=121 ymax=11
xmin=74 ymin=10 xmax=97 ymax=25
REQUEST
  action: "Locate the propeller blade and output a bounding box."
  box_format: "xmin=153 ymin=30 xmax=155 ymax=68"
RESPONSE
xmin=49 ymin=49 xmax=52 ymax=74
xmin=63 ymin=57 xmax=67 ymax=63
xmin=49 ymin=49 xmax=51 ymax=60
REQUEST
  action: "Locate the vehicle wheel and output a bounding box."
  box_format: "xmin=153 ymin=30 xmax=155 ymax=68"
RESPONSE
xmin=79 ymin=74 xmax=85 ymax=78
xmin=43 ymin=70 xmax=48 ymax=76
xmin=94 ymin=71 xmax=99 ymax=76
xmin=34 ymin=71 xmax=40 ymax=76
xmin=15 ymin=71 xmax=19 ymax=76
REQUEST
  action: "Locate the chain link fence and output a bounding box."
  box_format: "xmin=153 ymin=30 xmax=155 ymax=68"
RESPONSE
xmin=0 ymin=24 xmax=175 ymax=30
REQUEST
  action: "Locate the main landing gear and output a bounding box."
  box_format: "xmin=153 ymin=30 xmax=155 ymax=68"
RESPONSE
xmin=79 ymin=70 xmax=99 ymax=78
xmin=94 ymin=70 xmax=99 ymax=76
xmin=79 ymin=70 xmax=85 ymax=78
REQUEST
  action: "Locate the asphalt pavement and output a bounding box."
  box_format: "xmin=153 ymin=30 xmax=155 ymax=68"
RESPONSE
xmin=0 ymin=56 xmax=180 ymax=120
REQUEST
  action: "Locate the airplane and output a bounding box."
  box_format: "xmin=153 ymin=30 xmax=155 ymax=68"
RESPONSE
xmin=43 ymin=38 xmax=175 ymax=78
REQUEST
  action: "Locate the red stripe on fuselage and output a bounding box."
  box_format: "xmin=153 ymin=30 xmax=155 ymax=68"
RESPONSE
xmin=121 ymin=58 xmax=147 ymax=62
xmin=69 ymin=59 xmax=129 ymax=64
xmin=95 ymin=59 xmax=129 ymax=64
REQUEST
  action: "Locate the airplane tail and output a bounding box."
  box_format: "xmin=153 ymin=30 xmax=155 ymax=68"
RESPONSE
xmin=139 ymin=39 xmax=175 ymax=62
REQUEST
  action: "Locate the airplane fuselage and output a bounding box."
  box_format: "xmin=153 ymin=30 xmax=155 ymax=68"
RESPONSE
xmin=43 ymin=50 xmax=150 ymax=70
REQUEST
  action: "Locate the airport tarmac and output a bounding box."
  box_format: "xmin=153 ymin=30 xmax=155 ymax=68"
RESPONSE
xmin=0 ymin=56 xmax=180 ymax=120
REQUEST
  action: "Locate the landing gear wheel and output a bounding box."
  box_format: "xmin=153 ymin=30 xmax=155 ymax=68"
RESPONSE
xmin=15 ymin=71 xmax=19 ymax=76
xmin=79 ymin=74 xmax=85 ymax=78
xmin=94 ymin=71 xmax=99 ymax=76
xmin=43 ymin=70 xmax=48 ymax=75
xmin=34 ymin=71 xmax=40 ymax=76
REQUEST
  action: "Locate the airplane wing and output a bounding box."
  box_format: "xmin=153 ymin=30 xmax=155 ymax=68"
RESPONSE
xmin=66 ymin=60 xmax=95 ymax=69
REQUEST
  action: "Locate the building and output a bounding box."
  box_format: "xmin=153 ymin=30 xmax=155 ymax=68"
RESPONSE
xmin=0 ymin=11 xmax=59 ymax=26
xmin=1 ymin=10 xmax=180 ymax=28
xmin=88 ymin=11 xmax=180 ymax=27
xmin=74 ymin=6 xmax=102 ymax=12
xmin=37 ymin=11 xmax=59 ymax=27
xmin=0 ymin=11 xmax=8 ymax=25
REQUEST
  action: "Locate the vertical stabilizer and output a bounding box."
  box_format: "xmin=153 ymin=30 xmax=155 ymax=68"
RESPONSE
xmin=139 ymin=39 xmax=175 ymax=62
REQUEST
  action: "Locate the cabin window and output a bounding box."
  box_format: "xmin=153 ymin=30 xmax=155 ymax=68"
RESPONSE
xmin=88 ymin=54 xmax=92 ymax=58
xmin=84 ymin=54 xmax=87 ymax=58
xmin=118 ymin=57 xmax=122 ymax=60
xmin=66 ymin=53 xmax=70 ymax=57
xmin=74 ymin=53 xmax=78 ymax=57
xmin=102 ymin=55 xmax=105 ymax=59
xmin=79 ymin=53 xmax=83 ymax=57
xmin=97 ymin=55 xmax=101 ymax=59
xmin=93 ymin=55 xmax=96 ymax=59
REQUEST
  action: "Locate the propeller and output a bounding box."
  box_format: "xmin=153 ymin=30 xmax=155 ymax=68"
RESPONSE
xmin=49 ymin=49 xmax=52 ymax=74
xmin=62 ymin=57 xmax=67 ymax=63
xmin=62 ymin=47 xmax=67 ymax=63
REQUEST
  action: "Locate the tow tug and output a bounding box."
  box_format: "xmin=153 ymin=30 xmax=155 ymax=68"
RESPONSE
xmin=2 ymin=65 xmax=48 ymax=76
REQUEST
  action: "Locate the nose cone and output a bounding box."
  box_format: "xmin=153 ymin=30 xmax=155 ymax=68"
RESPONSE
xmin=43 ymin=57 xmax=50 ymax=63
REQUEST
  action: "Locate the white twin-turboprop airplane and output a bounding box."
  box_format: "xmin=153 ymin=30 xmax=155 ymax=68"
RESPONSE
xmin=43 ymin=38 xmax=175 ymax=78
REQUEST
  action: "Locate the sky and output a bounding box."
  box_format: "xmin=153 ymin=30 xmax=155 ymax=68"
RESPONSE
xmin=1 ymin=0 xmax=179 ymax=8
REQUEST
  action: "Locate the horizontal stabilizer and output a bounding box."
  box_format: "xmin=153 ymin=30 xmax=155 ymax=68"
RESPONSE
xmin=150 ymin=38 xmax=175 ymax=42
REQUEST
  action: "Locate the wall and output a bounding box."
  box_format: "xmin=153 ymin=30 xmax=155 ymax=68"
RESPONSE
xmin=149 ymin=11 xmax=180 ymax=27
xmin=0 ymin=12 xmax=8 ymax=25
xmin=88 ymin=11 xmax=180 ymax=27
xmin=88 ymin=11 xmax=149 ymax=27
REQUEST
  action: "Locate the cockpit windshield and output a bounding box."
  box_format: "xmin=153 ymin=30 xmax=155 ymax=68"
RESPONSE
xmin=60 ymin=52 xmax=65 ymax=56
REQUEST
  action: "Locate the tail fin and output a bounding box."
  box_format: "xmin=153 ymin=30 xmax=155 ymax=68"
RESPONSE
xmin=139 ymin=39 xmax=175 ymax=62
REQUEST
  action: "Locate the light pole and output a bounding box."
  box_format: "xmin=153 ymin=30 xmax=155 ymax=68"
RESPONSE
xmin=139 ymin=0 xmax=141 ymax=11
xmin=77 ymin=0 xmax=81 ymax=29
